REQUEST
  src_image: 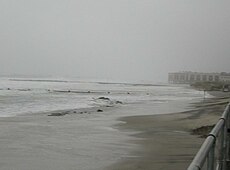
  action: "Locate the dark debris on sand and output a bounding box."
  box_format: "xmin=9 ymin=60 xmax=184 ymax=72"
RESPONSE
xmin=48 ymin=112 xmax=68 ymax=116
xmin=191 ymin=124 xmax=215 ymax=138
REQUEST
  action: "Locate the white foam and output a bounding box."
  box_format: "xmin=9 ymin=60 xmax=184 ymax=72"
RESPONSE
xmin=0 ymin=78 xmax=204 ymax=117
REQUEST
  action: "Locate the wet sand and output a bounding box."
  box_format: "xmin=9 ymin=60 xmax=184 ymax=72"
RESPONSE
xmin=107 ymin=93 xmax=230 ymax=170
xmin=0 ymin=106 xmax=137 ymax=170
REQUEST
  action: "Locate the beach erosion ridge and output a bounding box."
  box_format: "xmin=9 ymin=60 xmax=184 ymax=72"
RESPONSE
xmin=0 ymin=77 xmax=229 ymax=170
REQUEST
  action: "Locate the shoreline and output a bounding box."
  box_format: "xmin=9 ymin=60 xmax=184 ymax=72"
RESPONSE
xmin=106 ymin=93 xmax=229 ymax=170
xmin=0 ymin=91 xmax=228 ymax=170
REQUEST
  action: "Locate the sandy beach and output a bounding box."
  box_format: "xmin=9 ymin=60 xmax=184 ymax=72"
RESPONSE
xmin=107 ymin=93 xmax=230 ymax=170
xmin=0 ymin=92 xmax=229 ymax=170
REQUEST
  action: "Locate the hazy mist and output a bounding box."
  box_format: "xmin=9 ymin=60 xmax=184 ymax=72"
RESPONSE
xmin=0 ymin=0 xmax=230 ymax=83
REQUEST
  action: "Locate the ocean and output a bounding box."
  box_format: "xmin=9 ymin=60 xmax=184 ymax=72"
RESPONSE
xmin=0 ymin=77 xmax=210 ymax=117
xmin=0 ymin=77 xmax=213 ymax=170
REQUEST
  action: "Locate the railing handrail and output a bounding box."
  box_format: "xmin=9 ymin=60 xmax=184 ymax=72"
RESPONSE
xmin=187 ymin=136 xmax=215 ymax=170
xmin=221 ymin=104 xmax=230 ymax=120
xmin=209 ymin=119 xmax=225 ymax=138
xmin=187 ymin=103 xmax=230 ymax=170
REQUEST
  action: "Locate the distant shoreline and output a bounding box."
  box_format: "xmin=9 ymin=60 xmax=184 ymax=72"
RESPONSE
xmin=8 ymin=77 xmax=169 ymax=87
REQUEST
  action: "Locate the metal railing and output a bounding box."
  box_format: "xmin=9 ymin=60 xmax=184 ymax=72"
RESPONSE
xmin=187 ymin=103 xmax=230 ymax=170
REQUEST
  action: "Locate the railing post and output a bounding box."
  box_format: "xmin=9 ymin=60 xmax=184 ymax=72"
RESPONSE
xmin=207 ymin=142 xmax=215 ymax=170
xmin=217 ymin=126 xmax=226 ymax=170
xmin=218 ymin=104 xmax=230 ymax=170
xmin=222 ymin=118 xmax=229 ymax=170
xmin=226 ymin=105 xmax=230 ymax=168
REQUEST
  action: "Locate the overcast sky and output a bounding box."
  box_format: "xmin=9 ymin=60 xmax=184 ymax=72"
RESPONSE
xmin=0 ymin=0 xmax=230 ymax=83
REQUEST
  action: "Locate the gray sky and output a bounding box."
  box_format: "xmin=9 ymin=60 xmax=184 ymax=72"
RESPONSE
xmin=0 ymin=0 xmax=230 ymax=83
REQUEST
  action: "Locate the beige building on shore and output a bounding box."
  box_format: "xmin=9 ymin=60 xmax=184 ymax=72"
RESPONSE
xmin=168 ymin=72 xmax=230 ymax=84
